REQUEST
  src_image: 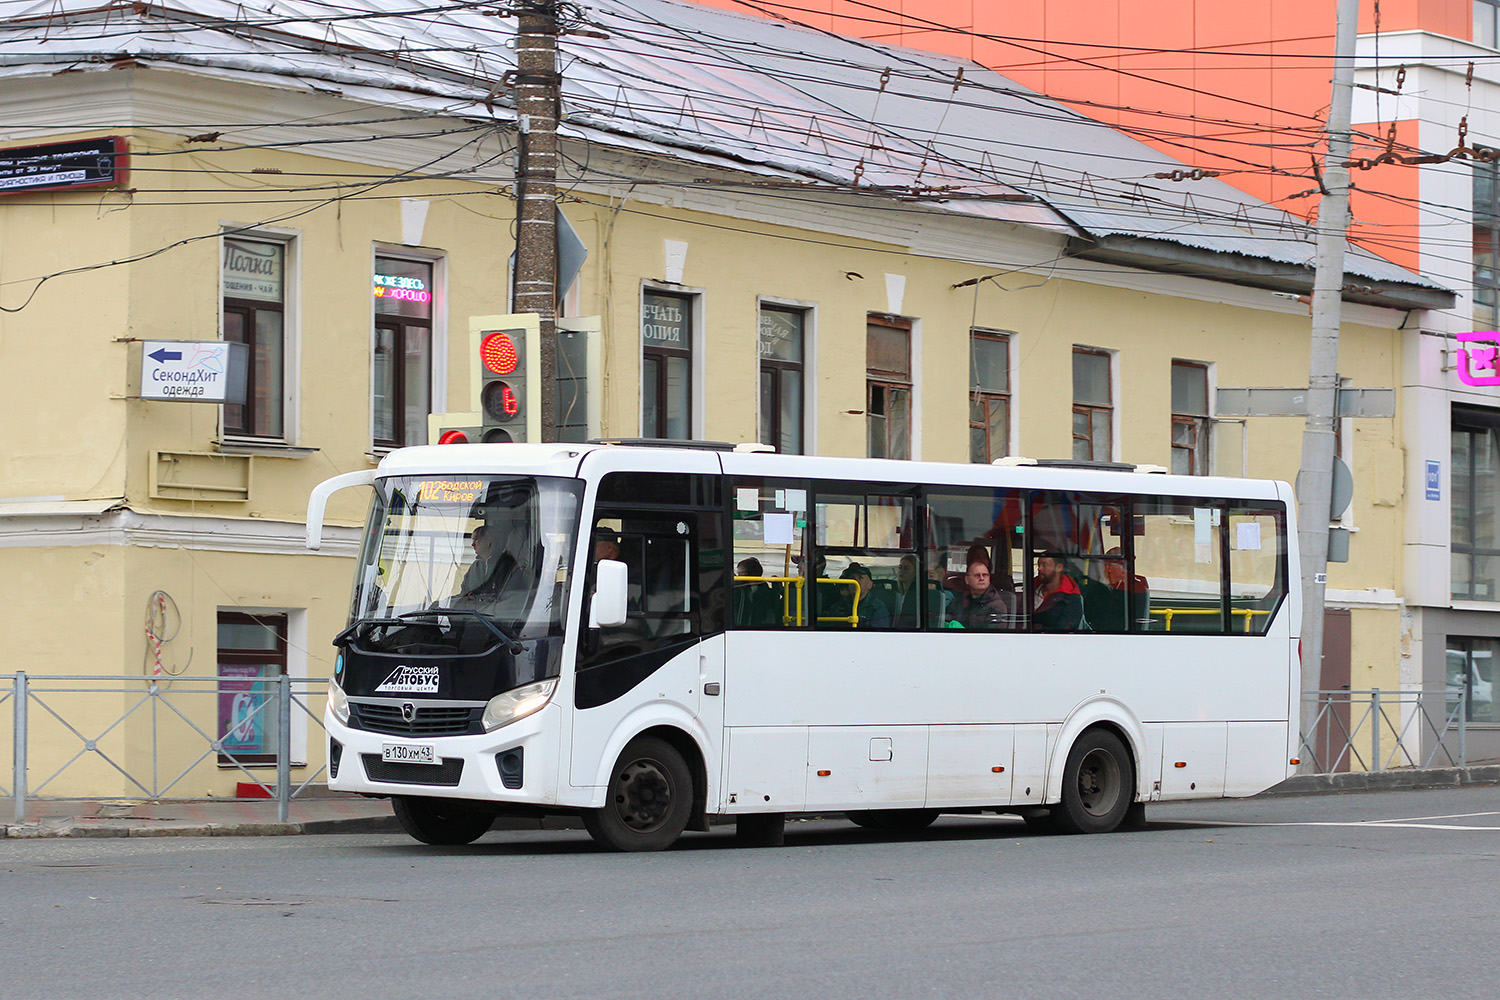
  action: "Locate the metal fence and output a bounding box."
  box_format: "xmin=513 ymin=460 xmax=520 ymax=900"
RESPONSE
xmin=4 ymin=674 xmax=1472 ymax=824
xmin=1298 ymin=688 xmax=1467 ymax=773
xmin=5 ymin=673 xmax=329 ymax=824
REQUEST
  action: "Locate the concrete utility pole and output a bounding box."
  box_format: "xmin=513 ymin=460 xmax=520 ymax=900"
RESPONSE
xmin=513 ymin=1 xmax=560 ymax=441
xmin=1297 ymin=0 xmax=1360 ymax=754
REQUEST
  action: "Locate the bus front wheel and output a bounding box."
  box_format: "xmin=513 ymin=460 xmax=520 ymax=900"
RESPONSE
xmin=392 ymin=796 xmax=494 ymax=845
xmin=583 ymin=736 xmax=693 ymax=852
xmin=1054 ymin=728 xmax=1134 ymax=834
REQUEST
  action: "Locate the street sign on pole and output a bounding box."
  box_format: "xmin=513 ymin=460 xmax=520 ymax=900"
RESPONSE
xmin=135 ymin=340 xmax=247 ymax=403
xmin=1216 ymin=386 xmax=1394 ymax=418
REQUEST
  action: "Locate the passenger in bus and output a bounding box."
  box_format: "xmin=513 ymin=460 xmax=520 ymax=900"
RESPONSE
xmin=809 ymin=553 xmax=848 ymax=621
xmin=839 ymin=562 xmax=893 ymax=628
xmin=947 ymin=558 xmax=1015 ymax=630
xmin=1078 ymin=546 xmax=1150 ymax=632
xmin=892 ymin=553 xmax=946 ymax=627
xmin=1032 ymin=553 xmax=1085 ymax=631
xmin=733 ymin=557 xmax=782 ymax=627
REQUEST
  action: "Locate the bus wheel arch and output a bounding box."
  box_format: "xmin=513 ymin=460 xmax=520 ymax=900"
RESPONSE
xmin=583 ymin=730 xmax=701 ymax=851
xmin=1047 ymin=700 xmax=1148 ymax=810
xmin=1053 ymin=725 xmax=1136 ymax=834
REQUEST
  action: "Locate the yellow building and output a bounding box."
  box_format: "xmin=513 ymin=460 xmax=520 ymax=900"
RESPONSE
xmin=0 ymin=1 xmax=1453 ymax=800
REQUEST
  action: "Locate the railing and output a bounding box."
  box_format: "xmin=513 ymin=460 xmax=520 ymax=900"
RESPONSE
xmin=734 ymin=575 xmax=862 ymax=627
xmin=1298 ymin=688 xmax=1467 ymax=773
xmin=5 ymin=673 xmax=329 ymax=824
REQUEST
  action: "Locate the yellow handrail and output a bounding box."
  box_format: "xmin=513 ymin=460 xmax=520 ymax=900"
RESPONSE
xmin=1148 ymin=607 xmax=1271 ymax=632
xmin=733 ymin=575 xmax=862 ymax=627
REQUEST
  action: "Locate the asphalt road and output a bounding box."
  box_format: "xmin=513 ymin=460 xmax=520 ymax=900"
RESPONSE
xmin=3 ymin=787 xmax=1498 ymax=1000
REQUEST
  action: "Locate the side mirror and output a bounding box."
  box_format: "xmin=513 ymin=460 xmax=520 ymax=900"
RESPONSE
xmin=590 ymin=559 xmax=629 ymax=628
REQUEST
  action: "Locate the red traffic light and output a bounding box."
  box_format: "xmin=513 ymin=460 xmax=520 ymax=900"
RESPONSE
xmin=482 ymin=380 xmax=520 ymax=422
xmin=481 ymin=331 xmax=518 ymax=375
xmin=437 ymin=429 xmax=470 ymax=445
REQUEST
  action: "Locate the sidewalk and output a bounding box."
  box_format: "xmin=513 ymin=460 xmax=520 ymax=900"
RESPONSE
xmin=5 ymin=765 xmax=1498 ymax=839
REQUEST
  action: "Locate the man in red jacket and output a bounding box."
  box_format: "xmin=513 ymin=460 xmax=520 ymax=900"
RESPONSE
xmin=1032 ymin=553 xmax=1084 ymax=631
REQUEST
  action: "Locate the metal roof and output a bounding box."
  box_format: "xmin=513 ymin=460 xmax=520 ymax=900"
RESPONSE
xmin=0 ymin=0 xmax=1450 ymax=306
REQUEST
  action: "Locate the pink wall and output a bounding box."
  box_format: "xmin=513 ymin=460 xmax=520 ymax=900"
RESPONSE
xmin=683 ymin=0 xmax=1475 ymax=271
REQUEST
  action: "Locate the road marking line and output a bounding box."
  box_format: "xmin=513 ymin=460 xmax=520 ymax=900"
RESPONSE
xmin=1153 ymin=819 xmax=1500 ymax=831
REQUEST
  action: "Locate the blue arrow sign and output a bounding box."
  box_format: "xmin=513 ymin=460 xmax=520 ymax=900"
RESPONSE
xmin=148 ymin=347 xmax=182 ymax=362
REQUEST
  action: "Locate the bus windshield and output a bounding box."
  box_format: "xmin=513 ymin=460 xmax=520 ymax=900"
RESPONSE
xmin=349 ymin=474 xmax=583 ymax=639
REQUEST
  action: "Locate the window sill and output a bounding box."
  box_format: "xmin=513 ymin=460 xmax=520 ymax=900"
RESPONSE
xmin=1449 ymin=600 xmax=1500 ymax=613
xmin=215 ymin=440 xmax=319 ymax=459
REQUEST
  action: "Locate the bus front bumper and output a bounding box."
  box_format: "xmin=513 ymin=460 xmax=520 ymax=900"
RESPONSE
xmin=325 ymin=703 xmax=562 ymax=806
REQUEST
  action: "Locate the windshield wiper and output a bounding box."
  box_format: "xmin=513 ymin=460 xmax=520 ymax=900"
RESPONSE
xmin=398 ymin=608 xmax=525 ymax=654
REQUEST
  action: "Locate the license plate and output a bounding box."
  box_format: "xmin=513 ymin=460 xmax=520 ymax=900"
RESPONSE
xmin=382 ymin=742 xmax=438 ymax=765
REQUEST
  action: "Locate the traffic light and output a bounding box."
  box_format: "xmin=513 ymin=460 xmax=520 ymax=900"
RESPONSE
xmin=471 ymin=314 xmax=540 ymax=443
xmin=428 ymin=412 xmax=481 ymax=444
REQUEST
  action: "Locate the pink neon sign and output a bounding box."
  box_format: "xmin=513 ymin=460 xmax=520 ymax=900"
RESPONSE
xmin=1457 ymin=331 xmax=1500 ymax=387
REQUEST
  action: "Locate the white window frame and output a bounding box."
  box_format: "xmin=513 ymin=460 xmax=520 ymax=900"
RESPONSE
xmin=218 ymin=225 xmax=301 ymax=446
xmin=369 ymin=246 xmax=448 ymax=455
xmin=756 ymin=296 xmax=818 ymax=455
xmin=1072 ymin=345 xmax=1119 ymax=463
xmin=640 ymin=281 xmax=706 ymax=439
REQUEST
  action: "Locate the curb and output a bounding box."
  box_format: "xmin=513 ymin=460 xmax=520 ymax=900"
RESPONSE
xmin=1 ymin=813 xmax=403 ymax=839
xmin=1259 ymin=764 xmax=1500 ymax=797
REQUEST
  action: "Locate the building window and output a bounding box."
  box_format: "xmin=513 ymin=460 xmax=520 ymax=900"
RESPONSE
xmin=1453 ymin=406 xmax=1500 ymax=601
xmin=373 ymin=257 xmax=434 ymax=449
xmin=1171 ymin=360 xmax=1211 ymax=475
xmin=1478 ymin=1 xmax=1500 ymax=49
xmin=759 ymin=305 xmax=806 ymax=454
xmin=1476 ymin=155 xmax=1500 ymax=329
xmin=642 ymin=290 xmax=693 ymax=439
xmin=1072 ymin=348 xmax=1112 ymax=462
xmin=867 ymin=315 xmax=912 ymax=460
xmin=217 ymin=611 xmax=288 ymax=767
xmin=1447 ymin=636 xmax=1498 ymax=724
xmin=221 ymin=238 xmax=287 ymax=438
xmin=970 ymin=330 xmax=1010 ymax=463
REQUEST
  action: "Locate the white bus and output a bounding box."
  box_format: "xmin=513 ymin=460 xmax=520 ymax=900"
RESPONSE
xmin=306 ymin=442 xmax=1299 ymax=851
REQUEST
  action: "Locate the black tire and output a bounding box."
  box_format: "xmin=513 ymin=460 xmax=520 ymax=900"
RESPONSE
xmin=392 ymin=796 xmax=494 ymax=846
xmin=1020 ymin=809 xmax=1056 ymax=833
xmin=845 ymin=808 xmax=940 ymax=832
xmin=735 ymin=812 xmax=786 ymax=848
xmin=583 ymin=736 xmax=694 ymax=852
xmin=1053 ymin=728 xmax=1135 ymax=834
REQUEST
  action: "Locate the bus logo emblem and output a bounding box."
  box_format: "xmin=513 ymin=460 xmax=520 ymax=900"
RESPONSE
xmin=401 ymin=702 xmax=416 ymax=722
xmin=375 ymin=665 xmax=439 ymax=694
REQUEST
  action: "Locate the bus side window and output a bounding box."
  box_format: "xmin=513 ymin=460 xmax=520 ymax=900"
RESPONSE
xmin=1136 ymin=501 xmax=1226 ymax=633
xmin=730 ymin=477 xmax=809 ymax=629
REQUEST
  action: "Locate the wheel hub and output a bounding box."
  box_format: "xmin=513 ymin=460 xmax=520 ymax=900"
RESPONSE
xmin=1077 ymin=748 xmax=1121 ymax=816
xmin=613 ymin=758 xmax=673 ymax=831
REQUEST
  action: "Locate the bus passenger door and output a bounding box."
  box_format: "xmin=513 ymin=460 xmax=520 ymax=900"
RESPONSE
xmin=571 ymin=503 xmax=722 ymax=791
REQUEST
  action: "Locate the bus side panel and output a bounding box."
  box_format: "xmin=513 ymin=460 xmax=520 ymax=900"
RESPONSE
xmin=723 ymin=726 xmax=808 ymax=813
xmin=569 ymin=641 xmax=707 ymax=789
xmin=1158 ymin=722 xmax=1228 ymax=799
xmin=925 ymin=725 xmax=1014 ymax=808
xmin=1011 ymin=724 xmax=1049 ymax=806
xmin=805 ymin=726 xmax=929 ymax=811
xmin=1225 ymin=721 xmax=1293 ymax=796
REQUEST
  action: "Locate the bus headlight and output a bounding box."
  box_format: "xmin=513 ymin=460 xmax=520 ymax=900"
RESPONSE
xmin=327 ymin=682 xmax=350 ymax=725
xmin=482 ymin=678 xmax=557 ymax=732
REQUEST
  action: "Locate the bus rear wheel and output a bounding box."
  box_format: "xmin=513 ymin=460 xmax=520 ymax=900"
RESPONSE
xmin=1054 ymin=729 xmax=1134 ymax=834
xmin=392 ymin=796 xmax=494 ymax=845
xmin=583 ymin=736 xmax=693 ymax=852
xmin=846 ymin=809 xmax=940 ymax=832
